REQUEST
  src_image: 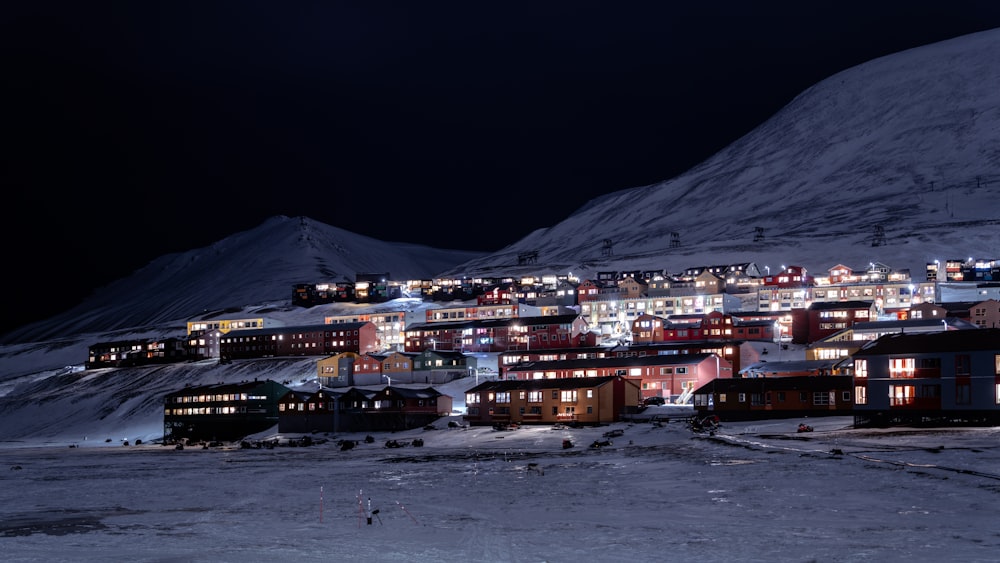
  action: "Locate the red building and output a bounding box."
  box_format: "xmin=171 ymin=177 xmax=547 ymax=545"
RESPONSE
xmin=404 ymin=314 xmax=590 ymax=353
xmin=791 ymin=301 xmax=873 ymax=344
xmin=219 ymin=322 xmax=378 ymax=360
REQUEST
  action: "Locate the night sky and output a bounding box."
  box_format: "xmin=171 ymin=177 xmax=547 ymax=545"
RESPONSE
xmin=5 ymin=1 xmax=1000 ymax=334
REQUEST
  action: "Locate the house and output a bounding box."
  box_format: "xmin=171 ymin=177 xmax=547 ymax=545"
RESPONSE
xmin=504 ymin=352 xmax=729 ymax=404
xmin=317 ymin=352 xmax=364 ymax=387
xmin=631 ymin=313 xmax=667 ymax=343
xmin=790 ymin=301 xmax=873 ymax=344
xmin=186 ymin=317 xmax=267 ymax=359
xmin=219 ymin=322 xmax=378 ymax=360
xmin=462 ymin=375 xmax=641 ymax=426
xmin=275 ymin=389 xmax=330 ymax=434
xmin=412 ymin=350 xmax=470 ymax=383
xmin=404 ymin=314 xmax=589 ymax=353
xmin=277 ymin=385 xmax=453 ymax=433
xmin=691 ymin=375 xmax=854 ymax=421
xmin=163 ymin=379 xmax=291 ymax=443
xmin=851 ymin=329 xmax=1000 ymax=427
xmin=318 ymin=350 xmax=427 ymax=387
xmin=324 ymin=310 xmax=409 ymax=352
xmin=87 ymin=337 xmax=190 ymax=369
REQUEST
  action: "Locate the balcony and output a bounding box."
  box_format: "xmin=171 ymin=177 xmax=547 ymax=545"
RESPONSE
xmin=888 ymin=397 xmax=941 ymax=409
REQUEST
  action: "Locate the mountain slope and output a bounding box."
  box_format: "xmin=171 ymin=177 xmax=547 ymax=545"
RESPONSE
xmin=445 ymin=28 xmax=1000 ymax=279
xmin=3 ymin=216 xmax=486 ymax=343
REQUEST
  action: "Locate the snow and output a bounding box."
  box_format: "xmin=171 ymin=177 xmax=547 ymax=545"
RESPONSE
xmin=3 ymin=411 xmax=1000 ymax=562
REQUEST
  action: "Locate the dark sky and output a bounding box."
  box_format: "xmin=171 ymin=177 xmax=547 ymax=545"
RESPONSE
xmin=4 ymin=1 xmax=1000 ymax=335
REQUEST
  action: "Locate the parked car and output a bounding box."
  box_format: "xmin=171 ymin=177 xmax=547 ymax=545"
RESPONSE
xmin=643 ymin=396 xmax=666 ymax=406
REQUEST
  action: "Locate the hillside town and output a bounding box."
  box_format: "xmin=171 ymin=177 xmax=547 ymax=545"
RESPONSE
xmin=84 ymin=258 xmax=1000 ymax=444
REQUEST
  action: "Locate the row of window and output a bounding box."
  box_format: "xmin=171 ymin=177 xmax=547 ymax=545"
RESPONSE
xmin=167 ymin=393 xmax=259 ymax=403
xmin=467 ymin=389 xmax=594 ymax=404
xmin=165 ymin=406 xmax=247 ymax=415
xmin=855 ymin=355 xmax=1000 ymax=379
xmin=278 ymin=399 xmax=438 ymax=412
xmin=714 ymin=391 xmax=847 ymax=406
xmin=853 ymin=383 xmax=1000 ymax=406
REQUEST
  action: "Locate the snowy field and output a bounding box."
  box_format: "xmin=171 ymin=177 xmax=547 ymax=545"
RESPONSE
xmin=3 ymin=415 xmax=1000 ymax=563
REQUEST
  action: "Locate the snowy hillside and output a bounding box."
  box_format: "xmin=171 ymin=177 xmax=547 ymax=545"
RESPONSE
xmin=2 ymin=216 xmax=486 ymax=344
xmin=443 ymin=28 xmax=1000 ymax=280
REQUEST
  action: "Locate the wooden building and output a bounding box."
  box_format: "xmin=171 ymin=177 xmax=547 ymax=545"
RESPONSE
xmin=219 ymin=322 xmax=378 ymax=360
xmin=504 ymin=352 xmax=728 ymax=404
xmin=278 ymin=386 xmax=453 ymax=433
xmin=163 ymin=379 xmax=290 ymax=443
xmin=404 ymin=314 xmax=590 ymax=353
xmin=463 ymin=375 xmax=641 ymax=426
xmin=692 ymin=376 xmax=854 ymax=421
xmin=851 ymin=329 xmax=1000 ymax=427
xmin=87 ymin=337 xmax=189 ymax=369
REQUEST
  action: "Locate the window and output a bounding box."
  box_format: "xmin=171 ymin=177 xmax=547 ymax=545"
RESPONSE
xmin=813 ymin=392 xmax=834 ymax=405
xmin=955 ymin=354 xmax=971 ymax=376
xmin=560 ymin=390 xmax=578 ymax=402
xmin=889 ymin=385 xmax=915 ymax=406
xmin=496 ymin=392 xmax=510 ymax=404
xmin=956 ymin=380 xmax=972 ymax=405
xmin=889 ymin=358 xmax=915 ymax=378
xmin=855 ymin=385 xmax=867 ymax=405
xmin=854 ymin=359 xmax=868 ymax=378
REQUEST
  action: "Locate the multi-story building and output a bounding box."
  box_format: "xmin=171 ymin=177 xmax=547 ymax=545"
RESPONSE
xmin=219 ymin=322 xmax=378 ymax=360
xmin=463 ymin=375 xmax=641 ymax=426
xmin=851 ymin=329 xmax=1000 ymax=426
xmin=325 ymin=311 xmax=408 ymax=352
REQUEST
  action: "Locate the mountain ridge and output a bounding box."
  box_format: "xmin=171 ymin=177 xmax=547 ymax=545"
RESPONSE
xmin=2 ymin=216 xmax=486 ymax=343
xmin=441 ymin=28 xmax=1000 ymax=280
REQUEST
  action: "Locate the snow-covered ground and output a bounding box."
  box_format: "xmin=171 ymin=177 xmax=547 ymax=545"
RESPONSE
xmin=3 ymin=411 xmax=1000 ymax=562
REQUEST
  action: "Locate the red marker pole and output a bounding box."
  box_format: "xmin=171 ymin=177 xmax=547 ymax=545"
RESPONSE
xmin=397 ymin=500 xmax=419 ymax=525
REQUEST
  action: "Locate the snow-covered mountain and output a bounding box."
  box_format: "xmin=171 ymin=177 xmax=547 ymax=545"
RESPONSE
xmin=2 ymin=216 xmax=486 ymax=344
xmin=442 ymin=28 xmax=1000 ymax=281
